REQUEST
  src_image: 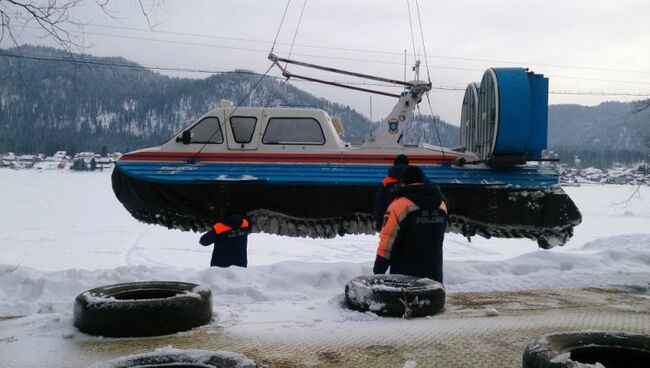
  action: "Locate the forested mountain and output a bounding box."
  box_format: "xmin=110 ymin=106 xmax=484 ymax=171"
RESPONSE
xmin=548 ymin=101 xmax=649 ymax=167
xmin=0 ymin=45 xmax=458 ymax=154
xmin=1 ymin=45 xmax=647 ymax=169
xmin=549 ymin=102 xmax=649 ymax=151
xmin=402 ymin=114 xmax=460 ymax=147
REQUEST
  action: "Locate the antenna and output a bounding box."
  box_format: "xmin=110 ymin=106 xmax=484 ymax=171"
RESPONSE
xmin=404 ymin=49 xmax=406 ymax=82
xmin=412 ymin=59 xmax=421 ymax=81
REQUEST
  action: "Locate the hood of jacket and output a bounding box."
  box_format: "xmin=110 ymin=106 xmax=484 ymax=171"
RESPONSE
xmin=399 ymin=183 xmax=444 ymax=210
xmin=223 ymin=213 xmax=244 ymax=228
xmin=387 ymin=164 xmax=408 ymax=179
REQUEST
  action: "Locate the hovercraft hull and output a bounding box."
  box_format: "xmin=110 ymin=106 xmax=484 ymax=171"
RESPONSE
xmin=112 ymin=153 xmax=581 ymax=248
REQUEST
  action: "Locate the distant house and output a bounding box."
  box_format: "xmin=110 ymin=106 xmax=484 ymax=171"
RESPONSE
xmin=17 ymin=155 xmax=37 ymax=169
xmin=96 ymin=156 xmax=113 ymax=166
xmin=52 ymin=151 xmax=68 ymax=160
xmin=1 ymin=152 xmax=17 ymax=168
xmin=35 ymin=151 xmax=70 ymax=170
xmin=76 ymin=152 xmax=95 ymax=162
xmin=70 ymin=158 xmax=88 ymax=171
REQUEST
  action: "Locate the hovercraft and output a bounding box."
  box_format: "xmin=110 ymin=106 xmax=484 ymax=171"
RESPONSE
xmin=112 ymin=58 xmax=581 ymax=248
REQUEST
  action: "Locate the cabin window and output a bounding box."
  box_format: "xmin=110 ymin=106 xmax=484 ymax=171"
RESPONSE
xmin=262 ymin=117 xmax=325 ymax=145
xmin=189 ymin=117 xmax=223 ymax=143
xmin=230 ymin=116 xmax=257 ymax=144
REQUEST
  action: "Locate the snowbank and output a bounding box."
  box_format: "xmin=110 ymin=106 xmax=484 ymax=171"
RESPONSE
xmin=1 ymin=234 xmax=649 ymax=318
xmin=445 ymin=234 xmax=650 ymax=292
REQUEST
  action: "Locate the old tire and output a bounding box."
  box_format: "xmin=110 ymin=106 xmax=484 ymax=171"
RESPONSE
xmin=88 ymin=348 xmax=258 ymax=367
xmin=74 ymin=281 xmax=212 ymax=337
xmin=522 ymin=331 xmax=650 ymax=368
xmin=345 ymin=274 xmax=445 ymax=317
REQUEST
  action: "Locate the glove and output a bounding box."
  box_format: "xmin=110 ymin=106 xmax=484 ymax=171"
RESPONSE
xmin=373 ymin=255 xmax=390 ymax=274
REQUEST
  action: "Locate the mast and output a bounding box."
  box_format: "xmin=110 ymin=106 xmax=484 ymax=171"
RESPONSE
xmin=362 ymin=78 xmax=430 ymax=148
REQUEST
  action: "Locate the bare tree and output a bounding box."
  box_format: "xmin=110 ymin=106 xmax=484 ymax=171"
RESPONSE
xmin=0 ymin=0 xmax=83 ymax=50
xmin=95 ymin=0 xmax=162 ymax=29
xmin=0 ymin=0 xmax=161 ymax=51
xmin=615 ymin=98 xmax=650 ymax=207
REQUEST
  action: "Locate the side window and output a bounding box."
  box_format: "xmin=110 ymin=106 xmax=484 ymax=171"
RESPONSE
xmin=262 ymin=118 xmax=325 ymax=145
xmin=189 ymin=117 xmax=223 ymax=143
xmin=230 ymin=116 xmax=257 ymax=144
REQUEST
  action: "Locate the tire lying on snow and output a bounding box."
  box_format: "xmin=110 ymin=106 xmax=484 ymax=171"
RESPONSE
xmin=345 ymin=274 xmax=445 ymax=317
xmin=88 ymin=348 xmax=258 ymax=368
xmin=74 ymin=281 xmax=212 ymax=337
xmin=523 ymin=331 xmax=650 ymax=368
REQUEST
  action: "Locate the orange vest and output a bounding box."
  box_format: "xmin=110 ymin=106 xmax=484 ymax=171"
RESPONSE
xmin=213 ymin=218 xmax=249 ymax=234
xmin=382 ymin=176 xmax=400 ymax=187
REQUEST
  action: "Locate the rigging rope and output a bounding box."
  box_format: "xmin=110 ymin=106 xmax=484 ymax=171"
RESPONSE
xmin=413 ymin=0 xmax=447 ymax=162
xmin=270 ymin=0 xmax=293 ymax=54
xmin=269 ymin=0 xmax=306 ymax=106
xmin=287 ymin=0 xmax=307 ymax=63
xmin=406 ymin=0 xmax=418 ymax=67
xmin=425 ymin=92 xmax=448 ymax=162
xmin=414 ymin=0 xmax=432 ymax=83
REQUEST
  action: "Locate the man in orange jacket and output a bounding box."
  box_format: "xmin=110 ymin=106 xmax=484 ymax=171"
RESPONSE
xmin=373 ymin=154 xmax=409 ymax=231
xmin=374 ymin=165 xmax=448 ymax=282
xmin=199 ymin=213 xmax=251 ymax=268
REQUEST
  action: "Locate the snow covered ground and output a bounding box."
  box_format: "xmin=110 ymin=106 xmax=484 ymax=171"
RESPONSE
xmin=0 ymin=169 xmax=649 ymax=364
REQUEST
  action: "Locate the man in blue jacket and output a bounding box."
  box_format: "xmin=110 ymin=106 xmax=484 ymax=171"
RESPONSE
xmin=373 ymin=154 xmax=409 ymax=231
xmin=374 ymin=165 xmax=448 ymax=282
xmin=199 ymin=213 xmax=251 ymax=268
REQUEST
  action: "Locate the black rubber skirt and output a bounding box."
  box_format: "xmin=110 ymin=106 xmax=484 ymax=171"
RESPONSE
xmin=112 ymin=166 xmax=581 ymax=246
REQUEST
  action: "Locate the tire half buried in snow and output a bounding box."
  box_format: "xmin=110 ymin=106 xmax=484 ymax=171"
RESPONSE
xmin=345 ymin=275 xmax=445 ymax=317
xmin=522 ymin=331 xmax=650 ymax=368
xmin=74 ymin=281 xmax=212 ymax=337
xmin=88 ymin=348 xmax=258 ymax=368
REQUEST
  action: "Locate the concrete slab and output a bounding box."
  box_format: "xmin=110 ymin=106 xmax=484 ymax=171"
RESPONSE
xmin=1 ymin=287 xmax=648 ymax=367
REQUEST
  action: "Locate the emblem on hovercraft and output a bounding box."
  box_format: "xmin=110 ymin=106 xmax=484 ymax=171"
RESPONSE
xmin=388 ymin=119 xmax=399 ymax=134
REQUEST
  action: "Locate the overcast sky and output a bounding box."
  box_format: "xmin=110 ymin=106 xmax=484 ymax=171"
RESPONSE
xmin=3 ymin=0 xmax=649 ymax=124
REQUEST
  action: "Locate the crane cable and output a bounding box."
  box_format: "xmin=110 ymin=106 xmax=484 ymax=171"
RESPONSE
xmin=287 ymin=0 xmax=307 ymax=63
xmin=270 ymin=0 xmax=293 ymax=54
xmin=406 ymin=0 xmax=418 ymax=66
xmin=411 ymin=0 xmax=447 ymax=162
xmin=267 ymin=0 xmax=307 ymax=107
xmin=415 ymin=0 xmax=432 ymax=83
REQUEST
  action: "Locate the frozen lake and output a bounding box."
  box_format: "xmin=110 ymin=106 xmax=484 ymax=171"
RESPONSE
xmin=0 ymin=169 xmax=649 ymax=367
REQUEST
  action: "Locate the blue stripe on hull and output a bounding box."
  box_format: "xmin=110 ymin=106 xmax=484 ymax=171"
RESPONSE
xmin=116 ymin=162 xmax=559 ymax=187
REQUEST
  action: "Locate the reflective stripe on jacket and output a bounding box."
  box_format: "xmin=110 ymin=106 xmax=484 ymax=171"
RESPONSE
xmin=377 ymin=197 xmax=419 ymax=259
